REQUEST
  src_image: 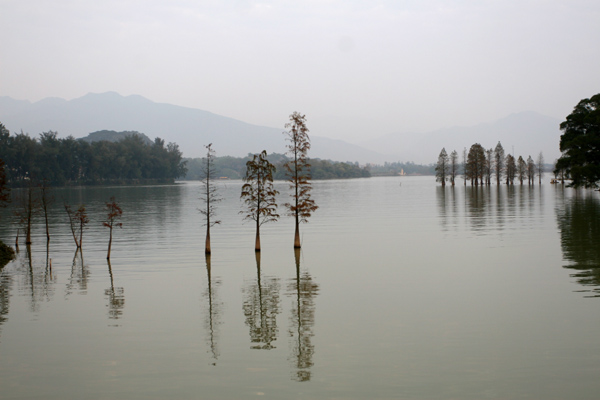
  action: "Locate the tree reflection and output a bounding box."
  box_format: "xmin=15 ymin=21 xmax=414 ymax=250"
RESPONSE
xmin=203 ymin=254 xmax=223 ymax=365
xmin=19 ymin=245 xmax=55 ymax=312
xmin=0 ymin=269 xmax=13 ymax=341
xmin=287 ymin=249 xmax=319 ymax=382
xmin=65 ymin=249 xmax=89 ymax=297
xmin=557 ymin=193 xmax=600 ymax=297
xmin=105 ymin=260 xmax=125 ymax=321
xmin=242 ymin=252 xmax=280 ymax=350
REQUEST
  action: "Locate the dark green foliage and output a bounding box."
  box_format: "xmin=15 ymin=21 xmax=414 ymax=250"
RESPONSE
xmin=555 ymin=94 xmax=600 ymax=188
xmin=185 ymin=153 xmax=370 ymax=180
xmin=0 ymin=240 xmax=15 ymax=267
xmin=79 ymin=130 xmax=153 ymax=145
xmin=0 ymin=157 xmax=9 ymax=207
xmin=0 ymin=123 xmax=187 ymax=186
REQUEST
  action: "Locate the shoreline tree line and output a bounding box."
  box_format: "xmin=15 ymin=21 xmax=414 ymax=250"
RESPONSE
xmin=185 ymin=153 xmax=371 ymax=180
xmin=0 ymin=123 xmax=187 ymax=187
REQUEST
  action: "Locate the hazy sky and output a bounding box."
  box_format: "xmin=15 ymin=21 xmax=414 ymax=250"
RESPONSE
xmin=1 ymin=0 xmax=599 ymax=143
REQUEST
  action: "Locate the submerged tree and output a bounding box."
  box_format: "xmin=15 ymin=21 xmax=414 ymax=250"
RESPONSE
xmin=449 ymin=150 xmax=459 ymax=186
xmin=241 ymin=151 xmax=279 ymax=252
xmin=65 ymin=203 xmax=88 ymax=249
xmin=14 ymin=185 xmax=38 ymax=245
xmin=466 ymin=143 xmax=486 ymax=185
xmin=517 ymin=156 xmax=527 ymax=185
xmin=199 ymin=144 xmax=222 ymax=254
xmin=39 ymin=181 xmax=53 ymax=241
xmin=283 ymin=112 xmax=318 ymax=249
xmin=103 ymin=197 xmax=123 ymax=260
xmin=536 ymin=152 xmax=545 ymax=184
xmin=485 ymin=148 xmax=493 ymax=185
xmin=435 ymin=148 xmax=449 ymax=186
xmin=494 ymin=142 xmax=505 ymax=185
xmin=527 ymin=155 xmax=536 ymax=185
xmin=505 ymin=154 xmax=516 ymax=185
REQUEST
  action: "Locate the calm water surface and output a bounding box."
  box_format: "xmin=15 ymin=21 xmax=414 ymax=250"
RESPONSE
xmin=0 ymin=176 xmax=599 ymax=399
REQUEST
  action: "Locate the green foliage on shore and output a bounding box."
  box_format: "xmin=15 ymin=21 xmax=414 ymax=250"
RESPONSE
xmin=0 ymin=240 xmax=15 ymax=268
xmin=185 ymin=153 xmax=371 ymax=180
xmin=0 ymin=123 xmax=187 ymax=186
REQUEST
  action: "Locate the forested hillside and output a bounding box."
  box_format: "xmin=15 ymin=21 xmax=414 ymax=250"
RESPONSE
xmin=0 ymin=123 xmax=186 ymax=186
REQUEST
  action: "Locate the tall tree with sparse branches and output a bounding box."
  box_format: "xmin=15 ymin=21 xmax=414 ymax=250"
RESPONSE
xmin=517 ymin=156 xmax=527 ymax=185
xmin=494 ymin=142 xmax=505 ymax=185
xmin=527 ymin=155 xmax=536 ymax=185
xmin=283 ymin=112 xmax=318 ymax=249
xmin=65 ymin=203 xmax=88 ymax=249
xmin=103 ymin=197 xmax=123 ymax=260
xmin=449 ymin=150 xmax=458 ymax=186
xmin=536 ymin=152 xmax=544 ymax=184
xmin=505 ymin=154 xmax=516 ymax=184
xmin=241 ymin=151 xmax=279 ymax=252
xmin=199 ymin=144 xmax=222 ymax=254
xmin=435 ymin=148 xmax=449 ymax=186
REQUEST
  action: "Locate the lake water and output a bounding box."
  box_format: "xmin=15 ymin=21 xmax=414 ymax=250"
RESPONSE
xmin=0 ymin=176 xmax=599 ymax=399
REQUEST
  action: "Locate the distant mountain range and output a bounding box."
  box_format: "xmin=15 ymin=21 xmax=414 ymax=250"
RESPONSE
xmin=0 ymin=92 xmax=563 ymax=164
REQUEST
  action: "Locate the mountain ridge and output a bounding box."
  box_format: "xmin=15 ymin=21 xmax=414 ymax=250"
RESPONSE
xmin=0 ymin=92 xmax=562 ymax=164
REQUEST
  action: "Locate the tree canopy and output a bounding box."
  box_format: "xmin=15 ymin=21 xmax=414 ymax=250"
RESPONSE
xmin=555 ymin=93 xmax=600 ymax=188
xmin=0 ymin=123 xmax=187 ymax=186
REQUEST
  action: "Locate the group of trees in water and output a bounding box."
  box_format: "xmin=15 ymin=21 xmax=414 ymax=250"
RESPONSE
xmin=0 ymin=124 xmax=187 ymax=187
xmin=200 ymin=112 xmax=318 ymax=253
xmin=436 ymin=94 xmax=600 ymax=188
xmin=435 ymin=143 xmax=544 ymax=186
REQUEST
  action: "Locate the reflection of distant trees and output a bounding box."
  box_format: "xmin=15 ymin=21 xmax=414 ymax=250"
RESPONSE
xmin=287 ymin=249 xmax=319 ymax=382
xmin=203 ymin=254 xmax=223 ymax=364
xmin=242 ymin=253 xmax=280 ymax=350
xmin=557 ymin=194 xmax=600 ymax=297
xmin=105 ymin=260 xmax=125 ymax=321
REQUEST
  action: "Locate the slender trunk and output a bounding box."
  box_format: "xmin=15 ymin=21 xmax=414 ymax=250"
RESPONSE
xmin=255 ymin=222 xmax=261 ymax=252
xmin=205 ymin=226 xmax=211 ymax=254
xmin=294 ymin=217 xmax=301 ymax=248
xmin=79 ymin=219 xmax=83 ymax=249
xmin=107 ymin=226 xmax=113 ymax=259
xmin=26 ymin=188 xmax=32 ymax=245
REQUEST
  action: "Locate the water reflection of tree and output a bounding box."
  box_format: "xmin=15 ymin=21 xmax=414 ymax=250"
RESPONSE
xmin=203 ymin=254 xmax=223 ymax=364
xmin=466 ymin=186 xmax=489 ymax=232
xmin=557 ymin=193 xmax=600 ymax=297
xmin=18 ymin=245 xmax=55 ymax=312
xmin=65 ymin=249 xmax=89 ymax=297
xmin=287 ymin=249 xmax=319 ymax=382
xmin=0 ymin=268 xmax=14 ymax=341
xmin=105 ymin=260 xmax=125 ymax=321
xmin=242 ymin=252 xmax=280 ymax=350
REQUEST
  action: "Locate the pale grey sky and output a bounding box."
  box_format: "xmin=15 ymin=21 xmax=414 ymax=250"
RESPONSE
xmin=1 ymin=0 xmax=599 ymax=142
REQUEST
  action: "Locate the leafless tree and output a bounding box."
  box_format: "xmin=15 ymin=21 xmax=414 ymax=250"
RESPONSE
xmin=103 ymin=197 xmax=123 ymax=259
xmin=199 ymin=144 xmax=222 ymax=254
